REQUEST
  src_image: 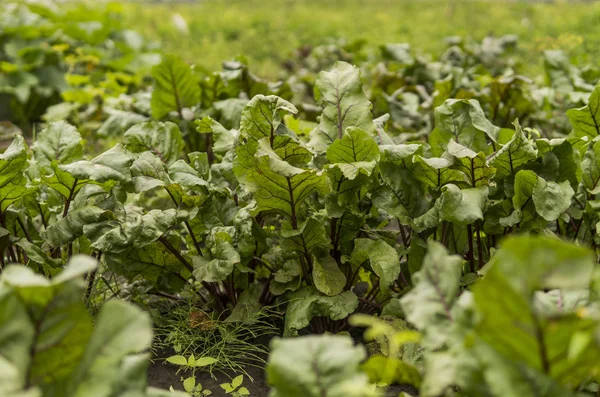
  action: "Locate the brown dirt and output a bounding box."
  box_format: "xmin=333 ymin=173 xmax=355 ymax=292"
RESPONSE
xmin=147 ymin=356 xmax=271 ymax=397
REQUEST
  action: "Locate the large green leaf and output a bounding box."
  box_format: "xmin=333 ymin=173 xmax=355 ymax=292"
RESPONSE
xmin=475 ymin=265 xmax=600 ymax=387
xmin=532 ymin=178 xmax=574 ymax=222
xmin=309 ymin=61 xmax=374 ymax=153
xmin=236 ymin=142 xmax=326 ymax=225
xmin=267 ymin=335 xmax=378 ymax=397
xmin=32 ymin=121 xmax=84 ymax=169
xmin=446 ymin=140 xmax=496 ymax=187
xmin=123 ymin=121 xmax=184 ymax=165
xmin=150 ymin=54 xmax=201 ymax=119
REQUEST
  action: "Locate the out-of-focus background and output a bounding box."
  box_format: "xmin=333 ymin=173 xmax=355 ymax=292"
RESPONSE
xmin=81 ymin=0 xmax=600 ymax=77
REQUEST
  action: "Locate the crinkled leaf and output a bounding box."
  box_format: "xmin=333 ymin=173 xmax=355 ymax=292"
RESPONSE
xmin=32 ymin=121 xmax=84 ymax=168
xmin=429 ymin=99 xmax=499 ymax=156
xmin=124 ymin=121 xmax=184 ymax=165
xmin=284 ymin=287 xmax=358 ymax=336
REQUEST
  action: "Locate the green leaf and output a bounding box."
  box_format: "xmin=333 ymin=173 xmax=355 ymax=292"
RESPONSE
xmin=487 ymin=120 xmax=538 ymax=179
xmin=104 ymin=242 xmax=186 ymax=293
xmin=124 ymin=121 xmax=184 ymax=165
xmin=351 ymin=238 xmax=400 ymax=294
xmin=373 ymin=164 xmax=429 ymax=225
xmin=150 ymin=54 xmax=200 ymax=119
xmin=194 ymin=357 xmax=218 ymax=367
xmin=326 ymin=127 xmax=380 ymax=180
xmin=32 ymin=121 xmax=84 ymax=168
xmin=90 ymin=207 xmax=186 ymax=253
xmin=0 ymin=135 xmax=28 ymax=189
xmin=474 ymin=263 xmax=600 ymax=386
xmin=226 ymin=285 xmax=262 ymax=324
xmin=446 ymin=140 xmax=496 ymax=187
xmin=43 ymin=205 xmax=111 ymax=247
xmin=429 ymin=99 xmax=500 ymax=156
xmin=566 ymin=84 xmax=600 ymax=139
xmin=183 ymin=377 xmax=195 ymax=393
xmin=267 ymin=335 xmax=378 ymax=397
xmin=231 ymin=375 xmax=243 ymax=389
xmin=483 ymin=235 xmax=595 ymax=295
xmin=312 ymin=248 xmax=346 ymax=297
xmin=193 ymin=232 xmax=240 ymax=282
xmin=281 ymin=217 xmax=330 ymax=255
xmin=413 ymin=155 xmax=467 ymax=189
xmin=196 ymin=116 xmax=236 ymax=158
xmin=361 ymin=355 xmax=421 ymax=388
xmin=284 ymin=287 xmax=358 ymax=336
xmin=581 ymin=139 xmax=600 ymax=194
xmin=438 ymin=184 xmax=488 ymax=225
xmin=236 ymin=144 xmax=326 ymax=223
xmin=309 ymin=61 xmax=374 ymax=153
xmin=532 ymin=178 xmax=574 ymax=222
xmin=165 ymin=356 xmax=188 ymax=366
xmin=400 ymin=241 xmax=463 ymax=348
xmin=239 ymin=94 xmax=297 ymax=143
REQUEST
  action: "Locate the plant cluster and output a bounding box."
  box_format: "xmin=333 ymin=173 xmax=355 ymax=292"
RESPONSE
xmin=0 ymin=1 xmax=159 ymax=134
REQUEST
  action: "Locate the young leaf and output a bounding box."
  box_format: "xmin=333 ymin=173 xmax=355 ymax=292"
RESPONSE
xmin=183 ymin=377 xmax=196 ymax=393
xmin=284 ymin=288 xmax=358 ymax=336
xmin=438 ymin=184 xmax=488 ymax=225
xmin=165 ymin=356 xmax=188 ymax=366
xmin=230 ymin=375 xmax=243 ymax=389
xmin=531 ymin=178 xmax=574 ymax=222
xmin=351 ymin=239 xmax=400 ymax=294
xmin=239 ymin=94 xmax=297 ymax=144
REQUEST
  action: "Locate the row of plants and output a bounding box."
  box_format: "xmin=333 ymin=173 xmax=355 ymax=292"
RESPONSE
xmin=1 ymin=60 xmax=600 ymax=395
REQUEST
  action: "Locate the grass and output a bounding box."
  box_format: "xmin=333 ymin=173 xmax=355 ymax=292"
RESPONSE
xmin=120 ymin=0 xmax=600 ymax=78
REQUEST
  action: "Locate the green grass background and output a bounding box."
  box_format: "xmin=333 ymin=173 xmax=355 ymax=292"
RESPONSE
xmin=120 ymin=0 xmax=600 ymax=77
